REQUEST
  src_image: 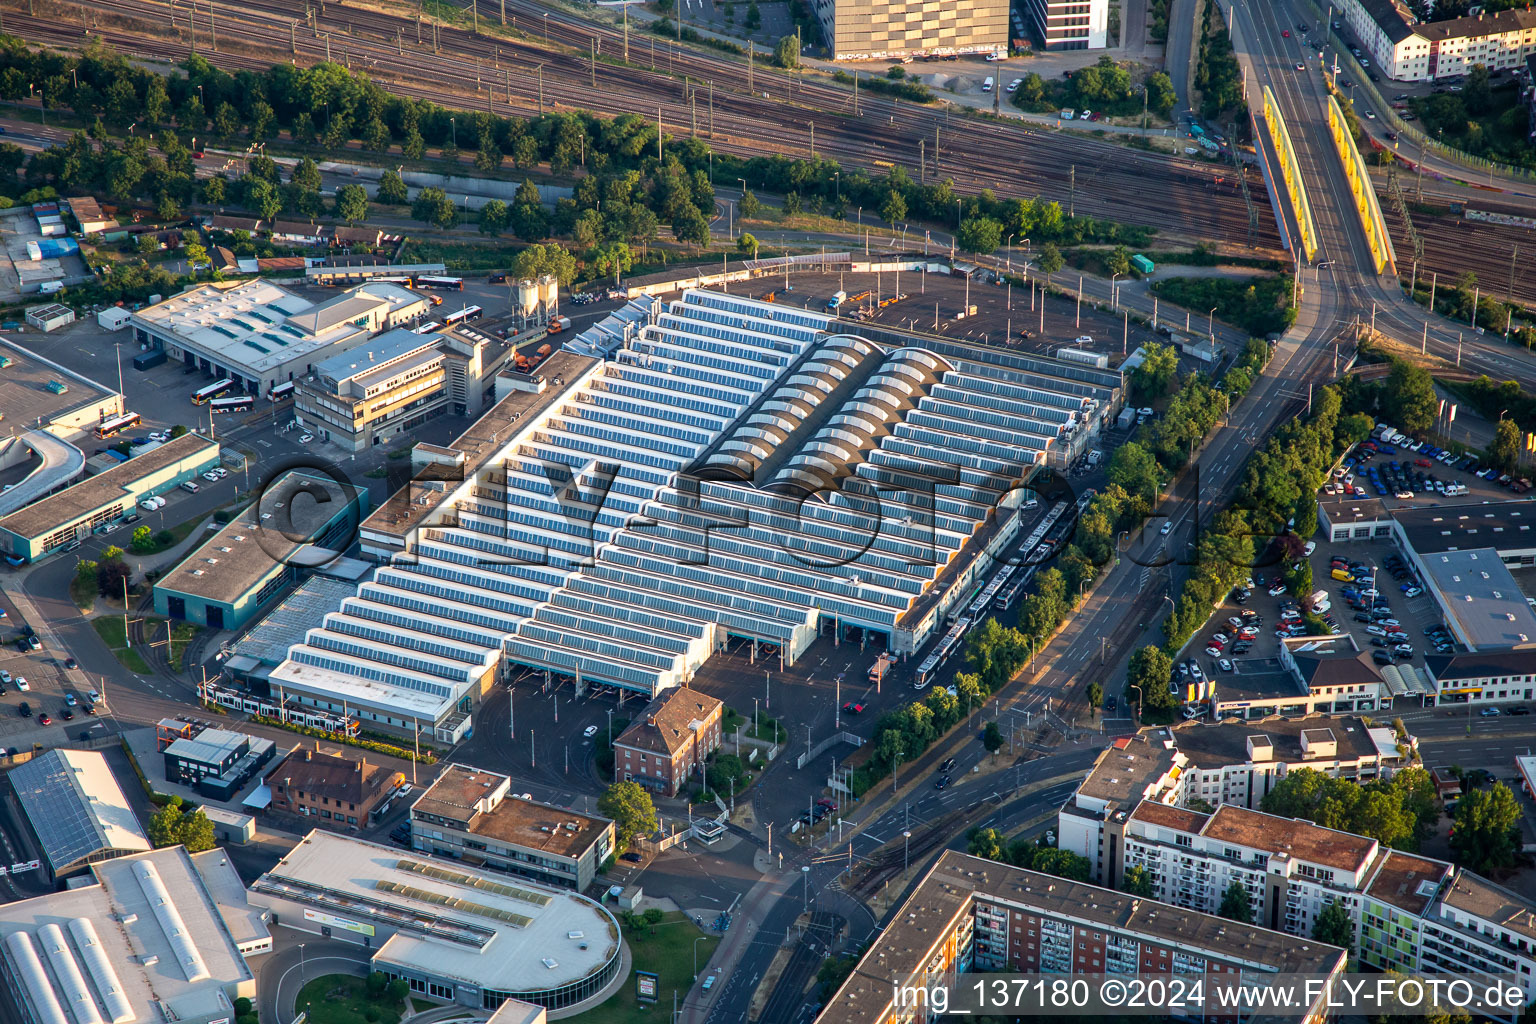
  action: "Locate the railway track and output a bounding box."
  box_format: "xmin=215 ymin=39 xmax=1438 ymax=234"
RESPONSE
xmin=18 ymin=0 xmax=1280 ymax=251
xmin=1379 ymin=196 xmax=1536 ymax=312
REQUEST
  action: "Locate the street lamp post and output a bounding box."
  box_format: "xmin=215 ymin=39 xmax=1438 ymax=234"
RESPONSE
xmin=801 ymin=865 xmax=811 ymax=913
xmin=693 ymin=935 xmax=708 ymax=980
xmin=298 ymin=942 xmax=306 ymax=983
xmin=903 ymin=830 xmax=912 ymax=873
xmin=1208 ymin=306 xmax=1217 ymax=339
xmin=1129 ymin=683 xmax=1144 ymax=719
xmin=1111 ymin=272 xmax=1120 ymax=309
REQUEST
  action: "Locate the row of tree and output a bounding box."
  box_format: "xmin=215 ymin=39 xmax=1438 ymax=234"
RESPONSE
xmin=3 ymin=39 xmax=1164 ymax=271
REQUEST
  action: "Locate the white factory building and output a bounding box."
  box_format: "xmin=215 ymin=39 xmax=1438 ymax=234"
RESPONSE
xmin=0 ymin=847 xmax=264 ymax=1024
xmin=231 ymin=289 xmax=1120 ymax=741
xmin=130 ymin=280 xmax=429 ymax=396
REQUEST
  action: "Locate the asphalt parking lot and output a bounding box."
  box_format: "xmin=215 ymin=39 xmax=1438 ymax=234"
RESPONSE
xmin=1331 ymin=431 xmax=1519 ymax=511
xmin=1302 ymin=537 xmax=1451 ymax=666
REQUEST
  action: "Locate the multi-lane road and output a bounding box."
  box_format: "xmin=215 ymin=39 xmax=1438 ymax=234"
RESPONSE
xmin=1226 ymin=0 xmax=1536 ymax=388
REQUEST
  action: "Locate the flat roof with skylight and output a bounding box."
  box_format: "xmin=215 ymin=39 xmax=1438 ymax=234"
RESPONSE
xmin=249 ymin=830 xmax=622 ymax=1009
xmin=1419 ymin=547 xmax=1536 ymax=649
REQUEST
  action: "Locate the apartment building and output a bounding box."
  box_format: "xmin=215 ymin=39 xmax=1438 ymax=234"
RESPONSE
xmin=408 ymin=765 xmax=615 ymax=891
xmin=1343 ymin=0 xmax=1536 ymax=81
xmin=1022 ymin=0 xmax=1110 ymax=51
xmin=295 ymin=323 xmax=514 ymax=451
xmin=811 ymin=0 xmax=1008 ymax=61
xmin=1061 ymin=795 xmax=1536 ymax=1020
xmin=815 ymin=850 xmax=1347 ymax=1024
xmin=612 ymin=686 xmax=723 ymax=797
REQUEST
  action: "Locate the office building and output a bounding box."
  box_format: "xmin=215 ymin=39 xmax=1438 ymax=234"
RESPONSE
xmin=811 ymin=0 xmax=1008 ymax=60
xmin=1341 ymin=0 xmax=1536 ymax=82
xmin=263 ymin=747 xmax=404 ymax=827
xmin=248 ymin=830 xmax=624 ymax=1012
xmin=1423 ymin=650 xmax=1536 ymax=705
xmin=161 ymin=727 xmax=278 ymax=801
xmin=294 ymin=324 xmax=515 ymax=452
xmin=612 ymin=686 xmax=724 ymax=796
xmin=0 ymin=847 xmax=261 ymax=1024
xmin=1022 ymin=0 xmax=1110 ymax=50
xmin=7 ymin=750 xmax=151 ymax=882
xmin=130 ymin=279 xmax=429 ymax=395
xmin=1195 ymin=633 xmax=1397 ymax=721
xmin=815 ymin=850 xmax=1347 ymax=1024
xmin=152 ymin=468 xmax=370 ymax=630
xmin=408 ymin=765 xmax=615 ymax=890
xmin=0 ymin=433 xmax=220 ymax=563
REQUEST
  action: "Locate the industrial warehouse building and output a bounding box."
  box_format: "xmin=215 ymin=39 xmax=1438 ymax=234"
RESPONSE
xmin=130 ymin=280 xmax=429 ymax=396
xmin=0 ymin=433 xmax=220 ymax=563
xmin=409 ymin=765 xmax=615 ymax=891
xmin=216 ymin=289 xmax=1118 ymax=741
xmin=812 ymin=0 xmax=1008 ymax=60
xmin=249 ymin=831 xmax=624 ymax=1012
xmin=294 ymin=323 xmax=516 ymax=451
xmin=0 ymin=847 xmax=262 ymax=1024
xmin=7 ymin=749 xmax=150 ymax=882
xmin=152 ymin=468 xmax=370 ymax=630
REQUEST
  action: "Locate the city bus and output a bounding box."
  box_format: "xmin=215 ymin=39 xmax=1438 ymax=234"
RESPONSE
xmin=414 ymin=275 xmax=464 ymax=291
xmin=412 ymin=321 xmax=443 ymax=334
xmin=267 ymin=381 xmax=296 ymax=403
xmin=443 ymin=304 xmax=484 ymax=329
xmin=191 ymin=378 xmax=234 ymax=405
xmin=209 ymin=395 xmax=254 ymax=415
xmin=95 ymin=412 xmax=141 ymax=439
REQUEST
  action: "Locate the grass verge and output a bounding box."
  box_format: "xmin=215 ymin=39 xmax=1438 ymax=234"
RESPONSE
xmin=293 ymin=974 xmax=405 ymax=1024
xmin=563 ymin=912 xmax=719 ymax=1024
xmin=91 ymin=617 xmax=152 ymax=675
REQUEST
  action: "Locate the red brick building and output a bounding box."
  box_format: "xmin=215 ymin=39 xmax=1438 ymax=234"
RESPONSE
xmin=612 ymin=687 xmax=723 ymax=796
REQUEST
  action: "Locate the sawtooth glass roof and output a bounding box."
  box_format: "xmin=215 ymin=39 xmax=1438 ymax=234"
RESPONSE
xmin=265 ymin=290 xmax=1116 ymax=704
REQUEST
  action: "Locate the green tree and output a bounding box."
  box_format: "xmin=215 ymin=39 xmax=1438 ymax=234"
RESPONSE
xmin=880 ymin=189 xmax=907 ymax=228
xmin=773 ymin=35 xmax=800 ymax=69
xmin=510 ymin=242 xmax=578 ymax=285
xmin=1489 ymin=417 xmax=1521 ymax=473
xmin=1122 ymin=864 xmax=1154 ymax=897
xmin=1127 ymin=645 xmax=1174 ymax=715
xmin=589 ymin=241 xmax=634 ymax=281
xmin=1463 ymin=62 xmax=1492 ymax=115
xmin=97 ymin=555 xmax=130 ymax=599
xmin=1036 ymin=242 xmax=1064 ymax=288
xmin=1133 ymin=340 xmax=1179 ymax=397
xmin=244 ymin=177 xmax=282 ymax=222
xmin=377 ymin=169 xmax=409 ymax=205
xmin=146 ymin=798 xmax=186 ymax=848
xmin=739 ymin=189 xmax=761 ymax=219
xmin=736 ymin=231 xmax=759 ymax=256
xmin=1218 ymin=879 xmax=1254 ymax=923
xmin=598 ymin=780 xmax=659 ymax=844
xmin=967 ymin=826 xmax=1006 ymax=861
xmin=201 ymin=175 xmax=226 ymax=205
xmin=1107 ymin=244 xmax=1132 ymax=277
xmin=411 ymin=186 xmax=458 ymax=229
xmin=478 ymin=198 xmax=509 ymax=235
xmin=1385 ymin=360 xmax=1437 ymax=436
xmin=334 ymin=184 xmax=369 ymax=224
xmin=982 ymin=720 xmax=1004 ymax=755
xmin=289 ymin=156 xmax=323 ymax=194
xmin=672 ymin=206 xmax=711 ymax=248
xmin=1018 ymin=72 xmax=1045 ymax=103
xmin=1086 ymin=681 xmax=1103 ymax=713
xmin=1107 ymin=441 xmax=1161 ymax=502
xmin=1451 ymin=784 xmax=1521 ymax=873
xmin=956 ymin=216 xmax=1003 ymax=255
xmin=1312 ymin=899 xmax=1354 ymax=949
xmin=1146 ymin=71 xmax=1176 ymax=116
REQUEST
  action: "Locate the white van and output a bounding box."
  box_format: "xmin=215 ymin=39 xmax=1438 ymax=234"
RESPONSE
xmin=982 ymin=77 xmax=995 ymax=92
xmin=180 ymin=480 xmax=199 ymax=493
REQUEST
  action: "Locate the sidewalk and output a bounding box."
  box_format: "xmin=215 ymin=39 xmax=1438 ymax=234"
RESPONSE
xmin=679 ymin=864 xmax=796 ymax=1024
